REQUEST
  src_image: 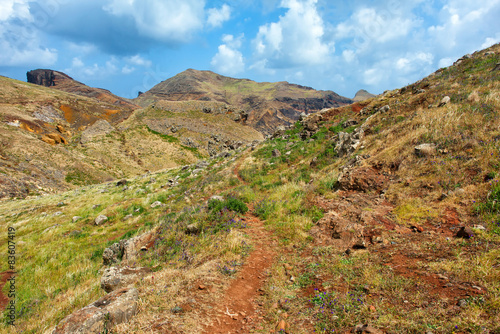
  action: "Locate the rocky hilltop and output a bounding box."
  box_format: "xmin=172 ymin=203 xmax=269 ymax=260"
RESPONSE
xmin=135 ymin=69 xmax=353 ymax=134
xmin=353 ymin=89 xmax=376 ymax=102
xmin=27 ymin=69 xmax=139 ymax=111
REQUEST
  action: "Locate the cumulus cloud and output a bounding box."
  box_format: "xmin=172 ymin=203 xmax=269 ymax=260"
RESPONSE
xmin=104 ymin=0 xmax=205 ymax=42
xmin=0 ymin=0 xmax=57 ymax=66
xmin=126 ymin=55 xmax=152 ymax=67
xmin=207 ymin=4 xmax=231 ymax=28
xmin=64 ymin=56 xmax=120 ymax=79
xmin=252 ymin=0 xmax=333 ymax=70
xmin=211 ymin=34 xmax=245 ymax=75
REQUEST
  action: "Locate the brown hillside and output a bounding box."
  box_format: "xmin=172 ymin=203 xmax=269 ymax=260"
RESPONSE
xmin=134 ymin=69 xmax=353 ymax=134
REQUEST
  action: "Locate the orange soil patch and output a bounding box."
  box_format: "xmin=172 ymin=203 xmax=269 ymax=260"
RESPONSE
xmin=59 ymin=105 xmax=75 ymax=124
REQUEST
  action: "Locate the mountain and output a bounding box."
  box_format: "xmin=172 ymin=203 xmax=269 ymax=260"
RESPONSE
xmin=134 ymin=69 xmax=353 ymax=134
xmin=353 ymin=89 xmax=376 ymax=101
xmin=0 ymin=73 xmax=262 ymax=199
xmin=1 ymin=44 xmax=499 ymax=334
xmin=27 ymin=69 xmax=139 ymax=111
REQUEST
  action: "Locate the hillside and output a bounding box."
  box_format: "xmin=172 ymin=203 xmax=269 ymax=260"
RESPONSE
xmin=134 ymin=69 xmax=353 ymax=134
xmin=0 ymin=76 xmax=262 ymax=199
xmin=27 ymin=69 xmax=139 ymax=111
xmin=0 ymin=44 xmax=499 ymax=334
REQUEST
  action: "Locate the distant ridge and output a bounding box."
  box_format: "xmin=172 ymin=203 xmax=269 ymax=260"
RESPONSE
xmin=134 ymin=69 xmax=353 ymax=134
xmin=27 ymin=69 xmax=139 ymax=111
xmin=353 ymin=89 xmax=376 ymax=102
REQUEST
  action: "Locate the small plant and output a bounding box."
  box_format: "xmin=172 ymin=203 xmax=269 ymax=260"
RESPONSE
xmin=254 ymin=198 xmax=277 ymax=220
xmin=208 ymin=196 xmax=248 ymax=214
xmin=474 ymin=183 xmax=500 ymax=214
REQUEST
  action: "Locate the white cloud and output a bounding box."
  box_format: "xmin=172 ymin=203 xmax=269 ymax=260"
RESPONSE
xmin=207 ymin=4 xmax=231 ymax=28
xmin=104 ymin=0 xmax=205 ymax=42
xmin=122 ymin=65 xmax=135 ymax=74
xmin=252 ymin=0 xmax=333 ymax=70
xmin=211 ymin=34 xmax=245 ymax=75
xmin=126 ymin=55 xmax=152 ymax=67
xmin=335 ymin=7 xmax=417 ymax=47
xmin=0 ymin=0 xmax=57 ymax=66
xmin=64 ymin=56 xmax=120 ymax=79
xmin=481 ymin=35 xmax=500 ymax=49
xmin=438 ymin=58 xmax=454 ymax=68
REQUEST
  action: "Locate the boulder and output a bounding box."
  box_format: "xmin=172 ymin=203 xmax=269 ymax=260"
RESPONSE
xmin=103 ymin=240 xmax=128 ymax=265
xmin=150 ymin=201 xmax=164 ymax=208
xmin=27 ymin=69 xmax=55 ymax=87
xmin=272 ymin=149 xmax=281 ymax=157
xmin=414 ymin=143 xmax=437 ymax=157
xmin=455 ymin=226 xmax=474 ymax=239
xmin=72 ymin=216 xmax=83 ymax=223
xmin=94 ymin=215 xmax=108 ymax=225
xmin=335 ymin=127 xmax=364 ymax=157
xmin=101 ymin=267 xmax=151 ymax=293
xmin=438 ymin=96 xmax=451 ymax=107
xmin=186 ymin=223 xmax=200 ymax=234
xmin=52 ymin=288 xmax=138 ymax=334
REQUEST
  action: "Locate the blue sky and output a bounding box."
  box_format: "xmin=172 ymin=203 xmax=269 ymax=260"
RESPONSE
xmin=1 ymin=0 xmax=499 ymax=99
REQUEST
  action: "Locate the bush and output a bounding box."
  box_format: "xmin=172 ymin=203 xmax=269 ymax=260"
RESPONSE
xmin=208 ymin=197 xmax=248 ymax=214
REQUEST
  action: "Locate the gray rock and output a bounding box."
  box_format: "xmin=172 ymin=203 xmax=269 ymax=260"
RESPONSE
xmin=122 ymin=214 xmax=133 ymax=221
xmin=101 ymin=267 xmax=151 ymax=293
xmin=455 ymin=226 xmax=474 ymax=239
xmin=57 ymin=202 xmax=66 ymax=207
xmin=414 ymin=143 xmax=437 ymax=157
xmin=52 ymin=288 xmax=138 ymax=334
xmin=378 ymin=105 xmax=390 ymax=113
xmin=335 ymin=128 xmax=364 ymax=157
xmin=192 ymin=168 xmax=203 ymax=175
xmin=210 ymin=195 xmax=224 ymax=202
xmin=272 ymin=149 xmax=281 ymax=157
xmin=43 ymin=224 xmax=61 ymax=233
xmin=438 ymin=96 xmax=451 ymax=107
xmin=342 ymin=119 xmax=358 ymax=128
xmin=186 ymin=223 xmax=200 ymax=235
xmin=72 ymin=216 xmax=83 ymax=223
xmin=94 ymin=215 xmax=108 ymax=225
xmin=150 ymin=201 xmax=164 ymax=208
xmin=103 ymin=240 xmax=128 ymax=265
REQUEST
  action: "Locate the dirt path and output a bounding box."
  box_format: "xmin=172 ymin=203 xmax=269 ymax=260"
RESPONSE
xmin=202 ymin=153 xmax=278 ymax=333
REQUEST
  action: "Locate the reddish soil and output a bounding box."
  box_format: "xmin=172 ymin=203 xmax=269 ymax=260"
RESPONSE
xmin=202 ymin=152 xmax=278 ymax=333
xmin=0 ymin=271 xmax=15 ymax=310
xmin=203 ymin=211 xmax=277 ymax=333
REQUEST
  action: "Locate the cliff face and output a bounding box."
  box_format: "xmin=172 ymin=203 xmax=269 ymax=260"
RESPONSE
xmin=135 ymin=69 xmax=353 ymax=134
xmin=27 ymin=69 xmax=139 ymax=111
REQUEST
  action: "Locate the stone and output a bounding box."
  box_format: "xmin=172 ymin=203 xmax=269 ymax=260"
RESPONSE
xmin=101 ymin=267 xmax=151 ymax=293
xmin=210 ymin=195 xmax=224 ymax=202
xmin=352 ymin=238 xmax=366 ymax=249
xmin=103 ymin=240 xmax=128 ymax=265
xmin=95 ymin=215 xmax=108 ymax=225
xmin=353 ymin=324 xmax=384 ymax=334
xmin=150 ymin=201 xmax=164 ymax=208
xmin=455 ymin=226 xmax=474 ymax=239
xmin=122 ymin=214 xmax=133 ymax=221
xmin=335 ymin=127 xmax=364 ymax=157
xmin=53 ymin=211 xmax=64 ymax=216
xmin=414 ymin=143 xmax=437 ymax=157
xmin=438 ymin=96 xmax=451 ymax=107
xmin=484 ymin=51 xmax=495 ymax=56
xmin=192 ymin=168 xmax=203 ymax=175
xmin=186 ymin=223 xmax=200 ymax=234
xmin=343 ymin=119 xmax=358 ymax=128
xmin=72 ymin=216 xmax=83 ymax=223
xmin=272 ymin=149 xmax=281 ymax=157
xmin=472 ymin=224 xmax=486 ymax=231
xmin=378 ymin=105 xmax=390 ymax=113
xmin=52 ymin=288 xmax=138 ymax=334
xmin=57 ymin=202 xmax=66 ymax=207
xmin=116 ymin=179 xmax=128 ymax=186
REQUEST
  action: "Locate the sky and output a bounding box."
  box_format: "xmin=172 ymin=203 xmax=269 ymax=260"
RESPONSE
xmin=0 ymin=0 xmax=499 ymax=99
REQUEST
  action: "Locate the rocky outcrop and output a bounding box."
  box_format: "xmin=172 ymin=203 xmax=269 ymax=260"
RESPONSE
xmin=27 ymin=69 xmax=56 ymax=87
xmin=52 ymin=287 xmax=138 ymax=334
xmin=335 ymin=127 xmax=364 ymax=157
xmin=101 ymin=267 xmax=151 ymax=293
xmin=41 ymin=133 xmax=68 ymax=145
xmin=103 ymin=230 xmax=157 ymax=265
